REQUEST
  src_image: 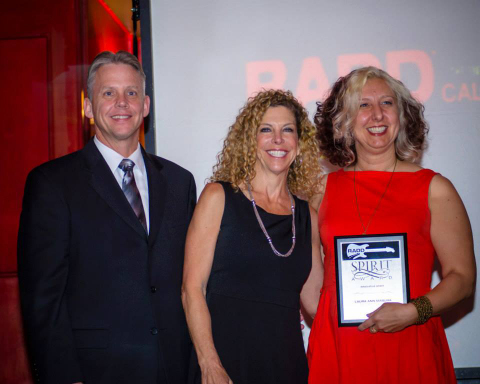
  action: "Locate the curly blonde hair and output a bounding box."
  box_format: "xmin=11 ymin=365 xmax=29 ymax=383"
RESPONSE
xmin=211 ymin=89 xmax=322 ymax=200
xmin=316 ymin=66 xmax=429 ymax=167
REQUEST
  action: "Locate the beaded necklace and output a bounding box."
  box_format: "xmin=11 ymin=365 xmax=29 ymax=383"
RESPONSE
xmin=246 ymin=182 xmax=296 ymax=258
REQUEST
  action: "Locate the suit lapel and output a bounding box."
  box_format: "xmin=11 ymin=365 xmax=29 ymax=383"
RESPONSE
xmin=82 ymin=140 xmax=148 ymax=240
xmin=143 ymin=149 xmax=167 ymax=246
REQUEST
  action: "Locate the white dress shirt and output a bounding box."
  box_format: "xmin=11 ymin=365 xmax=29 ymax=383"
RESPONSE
xmin=94 ymin=136 xmax=150 ymax=232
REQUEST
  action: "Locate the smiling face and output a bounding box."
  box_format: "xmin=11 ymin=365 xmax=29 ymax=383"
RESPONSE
xmin=84 ymin=63 xmax=150 ymax=155
xmin=352 ymin=77 xmax=400 ymax=158
xmin=255 ymin=106 xmax=299 ymax=178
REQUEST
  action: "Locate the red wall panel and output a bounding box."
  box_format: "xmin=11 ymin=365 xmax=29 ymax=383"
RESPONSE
xmin=0 ymin=278 xmax=32 ymax=383
xmin=88 ymin=0 xmax=133 ymax=58
xmin=0 ymin=1 xmax=85 ymax=159
xmin=0 ymin=37 xmax=49 ymax=274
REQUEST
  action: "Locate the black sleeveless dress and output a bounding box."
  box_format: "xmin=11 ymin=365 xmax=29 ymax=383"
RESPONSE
xmin=189 ymin=182 xmax=312 ymax=384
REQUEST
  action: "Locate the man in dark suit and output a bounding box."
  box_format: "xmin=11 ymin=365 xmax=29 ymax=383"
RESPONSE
xmin=17 ymin=51 xmax=196 ymax=384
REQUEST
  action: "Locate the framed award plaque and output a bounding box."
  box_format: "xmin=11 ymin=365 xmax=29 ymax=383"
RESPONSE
xmin=334 ymin=233 xmax=410 ymax=326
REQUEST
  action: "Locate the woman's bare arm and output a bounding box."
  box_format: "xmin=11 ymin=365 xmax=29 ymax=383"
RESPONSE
xmin=181 ymin=183 xmax=233 ymax=384
xmin=300 ymin=206 xmax=324 ymax=320
xmin=359 ymin=175 xmax=476 ymax=333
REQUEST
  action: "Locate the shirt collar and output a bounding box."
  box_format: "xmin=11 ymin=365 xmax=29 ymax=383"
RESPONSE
xmin=94 ymin=136 xmax=146 ymax=175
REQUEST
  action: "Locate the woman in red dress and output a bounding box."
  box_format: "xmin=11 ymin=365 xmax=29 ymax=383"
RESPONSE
xmin=307 ymin=67 xmax=476 ymax=384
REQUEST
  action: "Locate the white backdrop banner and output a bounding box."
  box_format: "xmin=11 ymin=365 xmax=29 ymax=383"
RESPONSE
xmin=150 ymin=0 xmax=480 ymax=368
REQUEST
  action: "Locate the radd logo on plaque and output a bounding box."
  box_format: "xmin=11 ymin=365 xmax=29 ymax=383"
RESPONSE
xmin=334 ymin=233 xmax=410 ymax=326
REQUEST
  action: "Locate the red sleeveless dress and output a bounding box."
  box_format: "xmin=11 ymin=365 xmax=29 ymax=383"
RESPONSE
xmin=307 ymin=169 xmax=456 ymax=384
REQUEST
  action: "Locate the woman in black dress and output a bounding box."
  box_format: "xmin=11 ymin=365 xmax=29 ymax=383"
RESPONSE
xmin=182 ymin=89 xmax=324 ymax=384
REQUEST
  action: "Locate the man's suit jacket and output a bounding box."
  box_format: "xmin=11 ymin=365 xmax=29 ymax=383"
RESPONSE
xmin=18 ymin=139 xmax=196 ymax=384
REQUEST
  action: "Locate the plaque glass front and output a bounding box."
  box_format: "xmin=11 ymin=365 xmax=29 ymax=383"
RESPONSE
xmin=334 ymin=233 xmax=410 ymax=326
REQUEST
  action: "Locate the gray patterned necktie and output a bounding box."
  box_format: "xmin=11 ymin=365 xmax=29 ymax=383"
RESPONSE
xmin=118 ymin=159 xmax=147 ymax=233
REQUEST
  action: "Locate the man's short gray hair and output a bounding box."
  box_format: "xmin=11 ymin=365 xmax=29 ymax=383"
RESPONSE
xmin=87 ymin=51 xmax=146 ymax=99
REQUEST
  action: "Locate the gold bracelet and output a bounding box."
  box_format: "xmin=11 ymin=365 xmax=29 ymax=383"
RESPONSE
xmin=410 ymin=296 xmax=433 ymax=325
